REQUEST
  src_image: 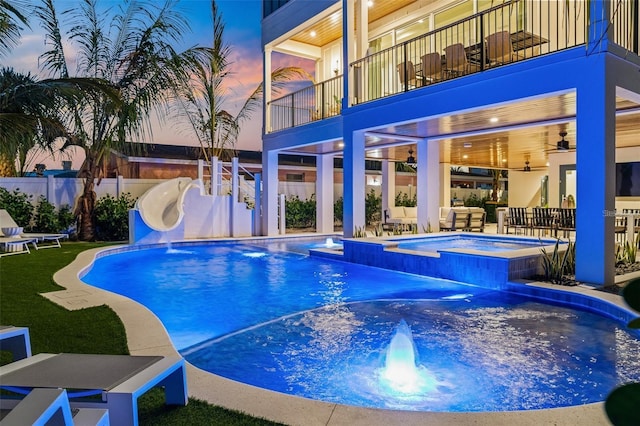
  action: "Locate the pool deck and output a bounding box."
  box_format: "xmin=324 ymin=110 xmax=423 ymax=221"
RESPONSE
xmin=43 ymin=235 xmax=636 ymax=426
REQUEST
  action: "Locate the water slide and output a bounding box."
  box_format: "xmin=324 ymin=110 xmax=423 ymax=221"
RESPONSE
xmin=136 ymin=177 xmax=202 ymax=232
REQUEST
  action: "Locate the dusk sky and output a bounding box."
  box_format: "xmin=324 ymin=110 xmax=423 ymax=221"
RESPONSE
xmin=4 ymin=0 xmax=309 ymax=169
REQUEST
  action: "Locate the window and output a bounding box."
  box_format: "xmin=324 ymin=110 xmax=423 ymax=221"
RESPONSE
xmin=286 ymin=173 xmax=305 ymax=182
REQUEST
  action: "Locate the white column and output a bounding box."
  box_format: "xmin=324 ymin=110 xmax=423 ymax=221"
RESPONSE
xmin=381 ymin=160 xmax=396 ymax=223
xmin=262 ymin=150 xmax=279 ymax=236
xmin=574 ymin=59 xmax=615 ymax=286
xmin=417 ymin=139 xmax=440 ymax=232
xmin=440 ymin=162 xmax=451 ymax=208
xmin=231 ymin=158 xmax=239 ymax=236
xmin=263 ymin=47 xmax=273 ymax=134
xmin=253 ymin=172 xmax=262 ymax=236
xmin=343 ymin=129 xmax=366 ymax=236
xmin=316 ymin=154 xmax=335 ymax=233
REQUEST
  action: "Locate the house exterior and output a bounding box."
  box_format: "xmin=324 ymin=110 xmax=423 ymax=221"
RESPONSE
xmin=260 ymin=0 xmax=640 ymax=286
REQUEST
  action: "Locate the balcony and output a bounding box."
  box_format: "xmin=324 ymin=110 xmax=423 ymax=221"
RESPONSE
xmin=267 ymin=0 xmax=638 ymax=133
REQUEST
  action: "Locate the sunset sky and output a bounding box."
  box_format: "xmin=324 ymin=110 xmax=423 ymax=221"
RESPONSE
xmin=5 ymin=0 xmax=311 ymax=169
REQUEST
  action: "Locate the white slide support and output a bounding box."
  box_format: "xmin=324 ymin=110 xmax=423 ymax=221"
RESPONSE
xmin=135 ymin=178 xmax=203 ymax=232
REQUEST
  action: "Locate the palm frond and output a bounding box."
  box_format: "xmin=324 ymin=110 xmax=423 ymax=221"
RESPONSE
xmin=0 ymin=0 xmax=30 ymax=57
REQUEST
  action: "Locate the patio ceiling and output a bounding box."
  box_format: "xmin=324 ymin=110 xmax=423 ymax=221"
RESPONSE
xmin=285 ymin=0 xmax=419 ymax=53
xmin=284 ymin=92 xmax=640 ymax=171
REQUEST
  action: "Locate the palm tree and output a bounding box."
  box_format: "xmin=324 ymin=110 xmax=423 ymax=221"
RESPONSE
xmin=0 ymin=0 xmax=30 ymax=58
xmin=0 ymin=67 xmax=118 ymax=176
xmin=175 ymin=0 xmax=312 ymax=162
xmin=34 ymin=0 xmax=203 ymax=240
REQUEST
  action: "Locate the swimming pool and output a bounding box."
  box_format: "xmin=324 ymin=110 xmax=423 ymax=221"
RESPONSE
xmin=80 ymin=239 xmax=640 ymax=412
xmin=393 ymin=234 xmax=556 ymax=253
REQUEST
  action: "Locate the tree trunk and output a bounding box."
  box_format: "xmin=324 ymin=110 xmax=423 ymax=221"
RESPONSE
xmin=75 ymin=154 xmax=98 ymax=241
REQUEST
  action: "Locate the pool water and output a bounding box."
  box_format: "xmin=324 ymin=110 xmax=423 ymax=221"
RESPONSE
xmin=394 ymin=235 xmax=555 ymax=253
xmin=81 ymin=240 xmax=640 ymax=412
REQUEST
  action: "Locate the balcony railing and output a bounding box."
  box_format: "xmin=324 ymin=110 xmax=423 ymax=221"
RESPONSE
xmin=268 ymin=75 xmax=343 ymax=132
xmin=268 ymin=0 xmax=638 ymax=132
xmin=352 ymin=0 xmax=592 ymax=105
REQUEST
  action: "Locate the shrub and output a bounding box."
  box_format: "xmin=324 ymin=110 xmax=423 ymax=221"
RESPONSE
xmin=394 ymin=191 xmax=416 ymax=207
xmin=540 ymin=239 xmax=576 ymax=284
xmin=57 ymin=205 xmax=76 ymax=234
xmin=0 ymin=187 xmax=33 ymax=228
xmin=365 ymin=189 xmax=381 ymax=225
xmin=334 ymin=196 xmax=343 ymax=226
xmin=94 ymin=193 xmax=136 ymax=241
xmin=32 ymin=196 xmax=60 ymax=233
xmin=285 ymin=194 xmax=316 ymax=228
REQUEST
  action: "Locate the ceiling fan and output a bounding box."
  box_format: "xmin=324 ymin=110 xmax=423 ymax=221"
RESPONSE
xmin=522 ymin=154 xmax=547 ymax=172
xmin=546 ymin=131 xmax=576 ymax=151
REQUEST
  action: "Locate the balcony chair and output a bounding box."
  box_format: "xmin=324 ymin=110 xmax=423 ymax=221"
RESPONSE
xmin=396 ymin=61 xmax=419 ymax=90
xmin=420 ymin=53 xmax=443 ymax=84
xmin=485 ymin=31 xmax=524 ymax=67
xmin=444 ymin=43 xmax=479 ymax=78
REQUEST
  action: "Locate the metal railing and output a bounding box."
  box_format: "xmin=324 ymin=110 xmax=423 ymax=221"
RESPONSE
xmin=268 ymin=75 xmax=343 ymax=132
xmin=267 ymin=0 xmax=638 ymax=130
xmin=352 ymin=0 xmax=589 ymax=104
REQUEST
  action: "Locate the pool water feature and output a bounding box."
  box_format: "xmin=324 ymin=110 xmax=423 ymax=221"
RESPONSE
xmin=80 ymin=239 xmax=640 ymax=412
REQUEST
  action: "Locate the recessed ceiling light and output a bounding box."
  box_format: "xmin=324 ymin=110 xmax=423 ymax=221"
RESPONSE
xmin=502 ymin=158 xmax=507 ymax=163
xmin=310 ymin=31 xmax=316 ymax=37
xmin=489 ymin=117 xmax=499 ymax=123
xmin=338 ymin=142 xmax=344 ymax=148
xmin=462 ymin=154 xmax=468 ymax=159
xmin=546 ymin=161 xmax=550 ymax=166
xmin=367 ymin=0 xmax=373 ymax=7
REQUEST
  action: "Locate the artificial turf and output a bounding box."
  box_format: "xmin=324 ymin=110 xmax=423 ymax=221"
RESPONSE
xmin=0 ymin=242 xmax=284 ymax=425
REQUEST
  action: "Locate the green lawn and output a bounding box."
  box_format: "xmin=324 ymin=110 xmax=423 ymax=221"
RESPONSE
xmin=0 ymin=242 xmax=283 ymax=425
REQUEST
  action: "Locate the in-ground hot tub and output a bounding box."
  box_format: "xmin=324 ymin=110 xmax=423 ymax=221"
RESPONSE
xmin=316 ymin=233 xmax=566 ymax=290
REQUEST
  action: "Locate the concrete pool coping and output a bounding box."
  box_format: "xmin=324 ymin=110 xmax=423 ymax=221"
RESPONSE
xmin=44 ymin=237 xmax=632 ymax=426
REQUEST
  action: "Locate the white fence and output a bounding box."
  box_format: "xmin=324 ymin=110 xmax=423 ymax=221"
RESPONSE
xmin=0 ymin=176 xmax=496 ymax=209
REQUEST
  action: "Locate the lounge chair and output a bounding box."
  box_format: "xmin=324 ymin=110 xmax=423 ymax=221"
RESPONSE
xmin=0 ymin=326 xmax=32 ymax=361
xmin=439 ymin=208 xmax=469 ymax=231
xmin=0 ymin=237 xmax=37 ymax=257
xmin=0 ymin=209 xmax=68 ymax=249
xmin=0 ymin=353 xmax=187 ymax=426
xmin=0 ymin=388 xmax=109 ymax=426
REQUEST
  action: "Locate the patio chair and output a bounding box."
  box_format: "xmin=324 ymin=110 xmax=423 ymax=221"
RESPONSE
xmin=397 ymin=61 xmax=419 ymax=90
xmin=420 ymin=53 xmax=443 ymax=84
xmin=0 ymin=388 xmax=109 ymax=426
xmin=0 ymin=209 xmax=68 ymax=249
xmin=557 ymin=208 xmax=576 ymax=238
xmin=506 ymin=207 xmax=530 ymax=235
xmin=444 ymin=43 xmax=479 ymax=78
xmin=531 ymin=207 xmax=557 ymax=237
xmin=0 ymin=353 xmax=187 ymax=426
xmin=439 ymin=208 xmax=469 ymax=231
xmin=485 ymin=30 xmax=524 ymax=67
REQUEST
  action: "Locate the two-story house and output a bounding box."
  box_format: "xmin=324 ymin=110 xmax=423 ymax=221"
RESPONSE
xmin=260 ymin=0 xmax=640 ymax=286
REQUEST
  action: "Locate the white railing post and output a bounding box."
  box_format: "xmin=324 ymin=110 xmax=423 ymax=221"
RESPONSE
xmin=279 ymin=193 xmax=286 ymax=235
xmin=253 ymin=173 xmax=262 ymax=236
xmin=116 ymin=175 xmax=124 ymax=198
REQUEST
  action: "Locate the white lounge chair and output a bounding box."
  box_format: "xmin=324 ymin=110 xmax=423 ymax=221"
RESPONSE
xmin=0 ymin=209 xmax=68 ymax=249
xmin=0 ymin=326 xmax=32 ymax=360
xmin=0 ymin=236 xmax=36 ymax=257
xmin=0 ymin=353 xmax=187 ymax=426
xmin=0 ymin=388 xmax=109 ymax=426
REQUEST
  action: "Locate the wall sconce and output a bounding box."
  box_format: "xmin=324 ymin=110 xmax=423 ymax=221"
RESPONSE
xmin=333 ymin=59 xmax=340 ymax=76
